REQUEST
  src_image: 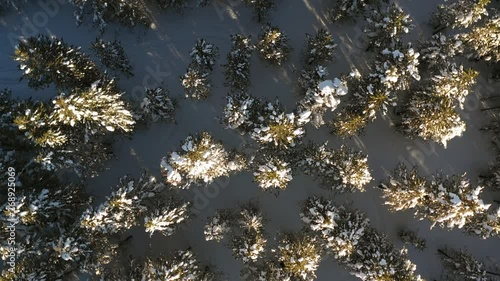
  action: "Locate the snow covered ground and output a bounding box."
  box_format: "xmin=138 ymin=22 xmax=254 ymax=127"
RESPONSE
xmin=0 ymin=0 xmax=499 ymax=280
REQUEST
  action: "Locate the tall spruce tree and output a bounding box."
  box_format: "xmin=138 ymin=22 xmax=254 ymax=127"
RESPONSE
xmin=14 ymin=35 xmax=103 ymax=90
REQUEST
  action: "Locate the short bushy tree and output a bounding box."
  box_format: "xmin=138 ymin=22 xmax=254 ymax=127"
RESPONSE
xmin=160 ymin=131 xmax=246 ymax=188
xmin=135 ymin=86 xmax=176 ymax=124
xmin=90 ymin=38 xmax=133 ymax=77
xmin=303 ymin=29 xmax=337 ymax=65
xmin=364 ymin=3 xmax=415 ymax=51
xmin=256 ymin=25 xmax=292 ymax=66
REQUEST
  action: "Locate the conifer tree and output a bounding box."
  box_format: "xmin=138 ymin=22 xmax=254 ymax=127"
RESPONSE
xmin=14 ymin=35 xmax=103 ymax=90
xmin=253 ymin=155 xmax=293 ymax=191
xmin=381 ymin=164 xmax=500 ymax=238
xmin=90 ymin=38 xmax=134 ymax=78
xmin=303 ymin=29 xmax=337 ymax=65
xmin=189 ymin=38 xmax=220 ymax=71
xmin=459 ymin=13 xmax=500 ymax=62
xmin=419 ymin=34 xmax=465 ymax=70
xmin=69 ymin=0 xmax=152 ymax=31
xmin=140 ymin=249 xmax=219 ymax=280
xmin=256 ymin=25 xmax=292 ymax=66
xmin=432 ymin=0 xmax=490 ymax=31
xmin=364 ymin=3 xmax=414 ymax=51
xmin=438 ymin=247 xmax=500 ymax=281
xmin=297 ymin=65 xmax=348 ymax=128
xmin=329 ymin=0 xmax=367 ymax=22
xmin=160 ymin=131 xmax=246 ymax=188
xmin=398 ymin=228 xmax=426 ymax=251
xmin=274 ymin=232 xmax=322 ymax=281
xmin=401 ymin=65 xmax=478 ymax=146
xmin=135 ymin=86 xmax=176 ymax=124
xmin=181 ymin=67 xmax=212 ymax=99
xmin=243 ymin=0 xmax=275 ymax=22
xmin=223 ymin=34 xmax=254 ymax=92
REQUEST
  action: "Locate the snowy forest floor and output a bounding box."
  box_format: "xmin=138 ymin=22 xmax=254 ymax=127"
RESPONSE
xmin=1 ymin=0 xmax=500 ymax=280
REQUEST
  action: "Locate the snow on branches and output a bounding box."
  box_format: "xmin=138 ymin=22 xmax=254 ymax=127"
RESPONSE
xmin=50 ymin=79 xmax=135 ymax=134
xmin=459 ymin=12 xmax=500 ymax=63
xmin=253 ymin=155 xmax=293 ymax=191
xmin=274 ymin=232 xmax=322 ymax=281
xmin=419 ymin=34 xmax=464 ymax=69
xmin=432 ymin=0 xmax=490 ymax=31
xmin=80 ymin=170 xmax=191 ymax=236
xmin=69 ymin=0 xmax=152 ymax=31
xmin=329 ymin=0 xmax=367 ymax=22
xmin=90 ymin=38 xmax=134 ymax=78
xmin=303 ymin=29 xmax=337 ymax=65
xmin=438 ymin=247 xmax=500 ymax=281
xmin=364 ymin=3 xmax=415 ymax=51
xmin=223 ymin=93 xmax=310 ymax=149
xmin=223 ymin=34 xmax=254 ymax=92
xmin=14 ymin=35 xmax=103 ymax=90
xmin=381 ymin=164 xmax=500 ymax=238
xmin=204 ymin=203 xmax=267 ymax=264
xmin=256 ymin=25 xmax=292 ymax=66
xmin=297 ymin=66 xmax=348 ymax=128
xmin=160 ymin=131 xmax=246 ymax=188
xmin=135 ymin=86 xmax=176 ymax=124
xmin=401 ymin=64 xmax=478 ymax=147
xmin=181 ymin=39 xmax=219 ymax=100
xmin=144 ymin=201 xmax=191 ymax=237
xmin=301 ymin=197 xmax=424 ymax=281
xmin=300 ymin=143 xmax=372 ymax=192
xmin=331 ymin=45 xmax=420 ymax=137
xmin=140 ymin=249 xmax=219 ymax=280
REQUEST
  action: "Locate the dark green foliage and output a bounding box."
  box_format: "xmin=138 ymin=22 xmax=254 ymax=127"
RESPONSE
xmin=90 ymin=38 xmax=134 ymax=78
xmin=14 ymin=35 xmax=103 ymax=90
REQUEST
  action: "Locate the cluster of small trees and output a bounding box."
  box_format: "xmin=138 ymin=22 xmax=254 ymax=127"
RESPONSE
xmin=205 ymin=203 xmax=268 ymax=264
xmin=11 ymin=35 xmax=136 ymax=177
xmin=0 ymin=169 xmax=198 ymax=279
xmin=381 ymin=164 xmax=500 ymax=239
xmin=181 ymin=39 xmax=219 ymax=99
xmin=332 ymin=44 xmax=421 ymax=137
xmin=301 ymin=196 xmax=423 ymax=281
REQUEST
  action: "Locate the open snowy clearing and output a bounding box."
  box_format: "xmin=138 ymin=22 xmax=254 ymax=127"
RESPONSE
xmin=1 ymin=0 xmax=499 ymax=280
